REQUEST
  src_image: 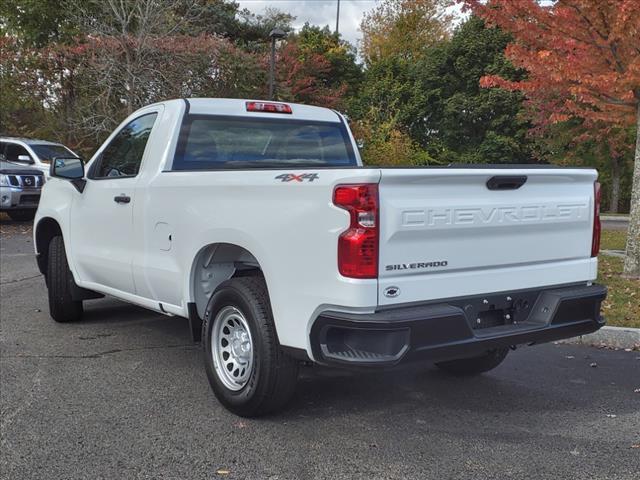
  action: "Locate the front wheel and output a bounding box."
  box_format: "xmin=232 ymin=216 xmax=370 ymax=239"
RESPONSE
xmin=47 ymin=236 xmax=83 ymax=322
xmin=202 ymin=276 xmax=298 ymax=417
xmin=435 ymin=348 xmax=509 ymax=376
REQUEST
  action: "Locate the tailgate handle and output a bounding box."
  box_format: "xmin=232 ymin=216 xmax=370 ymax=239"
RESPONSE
xmin=486 ymin=176 xmax=527 ymax=190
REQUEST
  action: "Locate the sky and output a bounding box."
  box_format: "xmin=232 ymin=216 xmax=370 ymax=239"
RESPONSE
xmin=236 ymin=0 xmax=378 ymax=47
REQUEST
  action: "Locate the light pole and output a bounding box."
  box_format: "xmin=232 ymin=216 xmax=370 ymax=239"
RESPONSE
xmin=269 ymin=28 xmax=286 ymax=100
xmin=335 ymin=0 xmax=340 ymax=35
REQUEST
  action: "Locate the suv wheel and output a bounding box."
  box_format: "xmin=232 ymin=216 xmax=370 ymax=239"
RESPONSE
xmin=203 ymin=276 xmax=298 ymax=417
xmin=7 ymin=209 xmax=35 ymax=222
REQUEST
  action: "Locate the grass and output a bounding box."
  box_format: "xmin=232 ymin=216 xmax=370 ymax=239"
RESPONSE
xmin=597 ymin=228 xmax=639 ymax=329
xmin=601 ymin=230 xmax=628 ymax=251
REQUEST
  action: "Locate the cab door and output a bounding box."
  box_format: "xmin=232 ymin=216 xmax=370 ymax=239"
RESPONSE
xmin=69 ymin=112 xmax=159 ymax=294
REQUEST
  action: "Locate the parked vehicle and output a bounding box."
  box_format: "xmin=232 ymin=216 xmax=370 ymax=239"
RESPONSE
xmin=0 ymin=160 xmax=45 ymax=221
xmin=0 ymin=137 xmax=79 ymax=177
xmin=33 ymin=98 xmax=607 ymax=416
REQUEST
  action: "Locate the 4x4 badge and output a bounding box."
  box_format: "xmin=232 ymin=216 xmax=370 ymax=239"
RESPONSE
xmin=275 ymin=173 xmax=319 ymax=182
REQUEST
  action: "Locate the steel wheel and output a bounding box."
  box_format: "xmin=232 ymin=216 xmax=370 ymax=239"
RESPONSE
xmin=203 ymin=276 xmax=299 ymax=416
xmin=211 ymin=306 xmax=254 ymax=391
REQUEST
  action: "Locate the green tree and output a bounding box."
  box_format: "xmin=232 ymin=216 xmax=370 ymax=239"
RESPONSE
xmin=173 ymin=0 xmax=242 ymax=37
xmin=352 ymin=16 xmax=533 ymax=165
xmin=234 ymin=6 xmax=294 ymax=50
xmin=406 ymin=16 xmax=533 ymax=163
xmin=293 ymin=23 xmax=362 ymax=96
xmin=360 ymin=0 xmax=452 ymax=65
xmin=353 ymin=0 xmax=452 ymax=165
xmin=0 ymin=0 xmax=79 ymax=46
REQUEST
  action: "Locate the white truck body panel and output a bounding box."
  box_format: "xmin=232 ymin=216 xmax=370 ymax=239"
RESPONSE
xmin=35 ymin=98 xmax=600 ymax=359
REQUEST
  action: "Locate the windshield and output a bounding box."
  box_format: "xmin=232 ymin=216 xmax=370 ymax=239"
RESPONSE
xmin=172 ymin=115 xmax=357 ymax=170
xmin=30 ymin=144 xmax=75 ymax=164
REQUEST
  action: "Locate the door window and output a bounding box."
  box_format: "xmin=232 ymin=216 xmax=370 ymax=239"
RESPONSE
xmin=92 ymin=113 xmax=157 ymax=179
xmin=5 ymin=143 xmax=31 ymax=162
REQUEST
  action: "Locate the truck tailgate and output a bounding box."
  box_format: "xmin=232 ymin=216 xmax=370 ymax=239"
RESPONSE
xmin=378 ymin=168 xmax=598 ymax=306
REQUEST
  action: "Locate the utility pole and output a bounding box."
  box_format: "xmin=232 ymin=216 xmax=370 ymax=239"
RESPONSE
xmin=268 ymin=28 xmax=286 ymax=100
xmin=335 ymin=0 xmax=340 ymax=35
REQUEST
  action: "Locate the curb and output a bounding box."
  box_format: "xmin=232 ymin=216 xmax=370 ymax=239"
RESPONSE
xmin=601 ymin=249 xmax=625 ymax=258
xmin=601 ymin=215 xmax=629 ymax=222
xmin=558 ymin=326 xmax=640 ymax=350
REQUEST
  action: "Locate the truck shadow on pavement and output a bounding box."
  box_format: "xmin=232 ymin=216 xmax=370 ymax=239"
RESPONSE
xmin=276 ymin=348 xmax=638 ymax=420
xmin=81 ymin=297 xmax=167 ymax=325
xmin=54 ymin=298 xmax=639 ymax=421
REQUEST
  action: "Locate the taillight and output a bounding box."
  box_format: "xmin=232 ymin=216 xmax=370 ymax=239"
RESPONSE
xmin=245 ymin=101 xmax=292 ymax=114
xmin=591 ymin=181 xmax=601 ymax=257
xmin=333 ymin=184 xmax=379 ymax=278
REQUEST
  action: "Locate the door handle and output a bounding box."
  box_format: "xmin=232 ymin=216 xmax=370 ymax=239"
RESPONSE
xmin=486 ymin=176 xmax=527 ymax=190
xmin=114 ymin=194 xmax=131 ymax=204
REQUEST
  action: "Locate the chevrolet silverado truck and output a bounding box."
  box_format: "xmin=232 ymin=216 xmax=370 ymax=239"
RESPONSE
xmin=34 ymin=98 xmax=607 ymax=416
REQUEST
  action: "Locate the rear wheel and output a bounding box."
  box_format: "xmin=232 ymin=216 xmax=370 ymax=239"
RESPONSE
xmin=435 ymin=348 xmax=509 ymax=376
xmin=203 ymin=275 xmax=298 ymax=417
xmin=47 ymin=236 xmax=83 ymax=322
xmin=7 ymin=209 xmax=35 ymax=221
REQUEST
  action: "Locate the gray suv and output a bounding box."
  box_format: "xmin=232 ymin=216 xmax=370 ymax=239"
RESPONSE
xmin=0 ymin=161 xmax=45 ymax=221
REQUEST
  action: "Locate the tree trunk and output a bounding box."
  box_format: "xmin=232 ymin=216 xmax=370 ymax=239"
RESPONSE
xmin=609 ymin=156 xmax=621 ymax=213
xmin=623 ymin=101 xmax=640 ymax=278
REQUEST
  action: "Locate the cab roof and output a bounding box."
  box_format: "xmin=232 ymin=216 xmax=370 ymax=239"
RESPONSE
xmin=177 ymin=98 xmax=343 ymax=123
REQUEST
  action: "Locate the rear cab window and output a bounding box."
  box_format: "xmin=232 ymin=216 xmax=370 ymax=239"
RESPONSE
xmin=172 ymin=116 xmax=357 ymax=170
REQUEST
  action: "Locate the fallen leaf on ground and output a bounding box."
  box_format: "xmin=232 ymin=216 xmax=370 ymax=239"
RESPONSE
xmin=216 ymin=469 xmax=230 ymax=475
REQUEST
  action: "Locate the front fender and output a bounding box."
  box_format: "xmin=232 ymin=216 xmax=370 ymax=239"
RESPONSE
xmin=34 ymin=178 xmax=77 ymax=277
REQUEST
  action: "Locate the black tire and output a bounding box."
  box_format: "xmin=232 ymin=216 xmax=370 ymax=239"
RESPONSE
xmin=7 ymin=209 xmax=35 ymax=221
xmin=435 ymin=348 xmax=509 ymax=376
xmin=202 ymin=276 xmax=298 ymax=417
xmin=47 ymin=236 xmax=83 ymax=322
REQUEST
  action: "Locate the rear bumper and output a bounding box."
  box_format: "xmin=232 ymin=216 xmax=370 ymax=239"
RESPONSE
xmin=310 ymin=283 xmax=607 ymax=367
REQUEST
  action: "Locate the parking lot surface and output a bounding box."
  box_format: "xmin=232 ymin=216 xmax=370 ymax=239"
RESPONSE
xmin=1 ymin=219 xmax=639 ymax=480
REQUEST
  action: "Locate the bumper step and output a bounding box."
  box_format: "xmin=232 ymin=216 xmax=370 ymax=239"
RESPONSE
xmin=311 ymin=284 xmax=607 ymax=367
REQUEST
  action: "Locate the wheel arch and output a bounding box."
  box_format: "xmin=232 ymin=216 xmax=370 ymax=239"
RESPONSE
xmin=34 ymin=217 xmax=63 ymax=275
xmin=188 ymin=242 xmax=265 ymax=320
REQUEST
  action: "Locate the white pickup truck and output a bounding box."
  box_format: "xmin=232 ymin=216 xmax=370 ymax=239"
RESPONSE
xmin=35 ymin=98 xmax=606 ymax=416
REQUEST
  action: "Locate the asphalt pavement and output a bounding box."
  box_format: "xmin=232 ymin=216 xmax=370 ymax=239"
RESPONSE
xmin=1 ymin=217 xmax=639 ymax=480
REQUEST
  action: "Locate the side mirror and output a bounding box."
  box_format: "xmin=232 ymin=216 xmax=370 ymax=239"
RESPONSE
xmin=16 ymin=154 xmax=34 ymax=164
xmin=51 ymin=157 xmax=86 ymax=193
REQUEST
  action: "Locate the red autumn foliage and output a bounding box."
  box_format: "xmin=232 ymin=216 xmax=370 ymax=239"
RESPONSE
xmin=465 ymin=0 xmax=639 ymax=142
xmin=274 ymin=41 xmax=347 ymax=108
